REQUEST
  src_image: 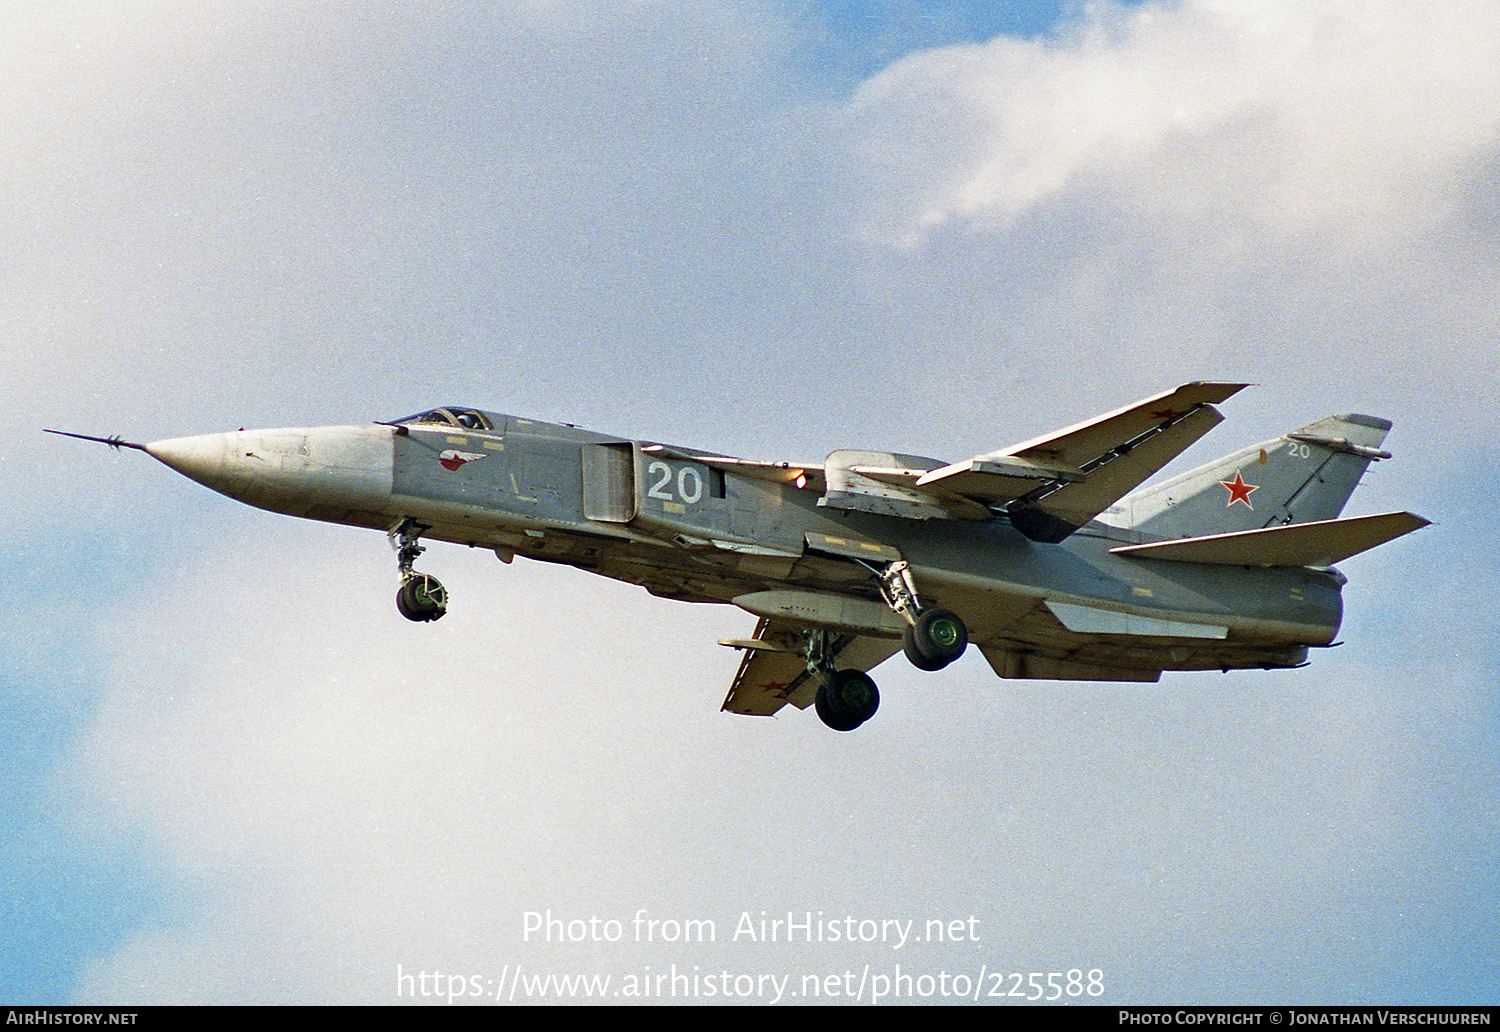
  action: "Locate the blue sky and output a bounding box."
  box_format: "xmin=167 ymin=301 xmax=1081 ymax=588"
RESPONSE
xmin=776 ymin=0 xmax=1084 ymax=82
xmin=2 ymin=0 xmax=1496 ymax=1006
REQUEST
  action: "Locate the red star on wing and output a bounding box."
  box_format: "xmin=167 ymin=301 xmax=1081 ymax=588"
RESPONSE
xmin=760 ymin=679 xmax=792 ymax=696
xmin=1219 ymin=472 xmax=1259 ymax=508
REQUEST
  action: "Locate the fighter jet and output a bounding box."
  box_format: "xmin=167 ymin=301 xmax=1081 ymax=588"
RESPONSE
xmin=50 ymin=383 xmax=1428 ymax=731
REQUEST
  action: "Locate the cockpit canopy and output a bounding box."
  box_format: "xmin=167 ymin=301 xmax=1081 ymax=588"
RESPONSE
xmin=393 ymin=407 xmax=495 ymax=432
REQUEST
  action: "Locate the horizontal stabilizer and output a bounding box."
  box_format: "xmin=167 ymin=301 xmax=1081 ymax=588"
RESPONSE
xmin=1111 ymin=511 xmax=1430 ymax=567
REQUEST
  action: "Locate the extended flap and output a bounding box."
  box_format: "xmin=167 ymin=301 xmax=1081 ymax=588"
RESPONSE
xmin=914 ymin=454 xmax=1081 ymax=506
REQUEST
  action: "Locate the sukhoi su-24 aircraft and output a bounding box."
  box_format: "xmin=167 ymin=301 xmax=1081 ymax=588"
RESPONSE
xmin=52 ymin=383 xmax=1428 ymax=731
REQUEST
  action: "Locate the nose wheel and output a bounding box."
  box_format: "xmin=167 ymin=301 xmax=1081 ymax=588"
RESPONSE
xmin=396 ymin=573 xmax=447 ymax=622
xmin=389 ymin=518 xmax=448 ymax=622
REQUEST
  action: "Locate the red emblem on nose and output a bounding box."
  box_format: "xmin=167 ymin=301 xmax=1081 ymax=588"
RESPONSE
xmin=1219 ymin=472 xmax=1258 ymax=508
xmin=440 ymin=449 xmax=486 ymax=471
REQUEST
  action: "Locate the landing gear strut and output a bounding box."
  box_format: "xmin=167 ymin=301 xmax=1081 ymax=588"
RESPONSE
xmin=878 ymin=561 xmax=968 ymax=671
xmin=389 ymin=518 xmax=447 ymax=622
xmin=804 ymin=628 xmax=880 ymax=731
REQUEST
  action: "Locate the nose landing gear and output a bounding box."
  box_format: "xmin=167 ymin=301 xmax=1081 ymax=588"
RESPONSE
xmin=396 ymin=573 xmax=447 ymax=622
xmin=390 ymin=518 xmax=447 ymax=622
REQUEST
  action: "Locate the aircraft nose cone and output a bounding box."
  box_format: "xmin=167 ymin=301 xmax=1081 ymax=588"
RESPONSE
xmin=146 ymin=433 xmax=237 ymax=492
xmin=147 ymin=429 xmax=302 ymax=505
xmin=147 ymin=426 xmax=394 ymax=520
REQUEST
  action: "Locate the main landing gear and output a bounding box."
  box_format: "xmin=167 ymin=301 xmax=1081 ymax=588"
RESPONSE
xmin=805 ymin=628 xmax=881 ymax=732
xmin=807 ymin=561 xmax=969 ymax=732
xmin=879 ymin=561 xmax=968 ymax=672
xmin=390 ymin=518 xmax=447 ymax=623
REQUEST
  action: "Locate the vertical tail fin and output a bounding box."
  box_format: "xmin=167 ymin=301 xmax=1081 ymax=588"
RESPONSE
xmin=1116 ymin=413 xmax=1394 ymax=540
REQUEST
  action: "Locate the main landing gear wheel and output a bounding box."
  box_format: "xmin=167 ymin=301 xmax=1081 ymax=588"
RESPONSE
xmin=815 ymin=669 xmax=880 ymax=732
xmin=903 ymin=607 xmax=968 ymax=671
xmin=396 ymin=573 xmax=448 ymax=623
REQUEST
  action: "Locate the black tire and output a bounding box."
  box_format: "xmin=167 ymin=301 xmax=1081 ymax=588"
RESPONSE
xmin=396 ymin=574 xmax=447 ymax=622
xmin=904 ymin=608 xmax=967 ymax=670
xmin=903 ymin=627 xmax=948 ymax=671
xmin=814 ymin=669 xmax=880 ymax=731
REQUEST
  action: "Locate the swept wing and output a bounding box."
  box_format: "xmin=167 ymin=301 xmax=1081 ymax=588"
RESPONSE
xmin=817 ymin=382 xmax=1248 ymax=538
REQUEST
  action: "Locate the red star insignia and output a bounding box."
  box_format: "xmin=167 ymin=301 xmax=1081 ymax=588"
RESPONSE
xmin=1149 ymin=407 xmax=1182 ymax=421
xmin=760 ymin=680 xmax=791 ymax=695
xmin=1219 ymin=472 xmax=1258 ymax=508
xmin=439 ymin=449 xmax=486 ymax=471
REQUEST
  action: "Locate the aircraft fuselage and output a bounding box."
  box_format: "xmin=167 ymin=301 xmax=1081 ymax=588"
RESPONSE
xmin=143 ymin=409 xmax=1342 ymax=678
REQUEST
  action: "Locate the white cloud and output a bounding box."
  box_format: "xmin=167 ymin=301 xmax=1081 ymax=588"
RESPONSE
xmin=848 ymin=0 xmax=1500 ymax=248
xmin=0 ymin=0 xmax=813 ymax=437
xmin=830 ymin=0 xmax=1500 ymax=449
